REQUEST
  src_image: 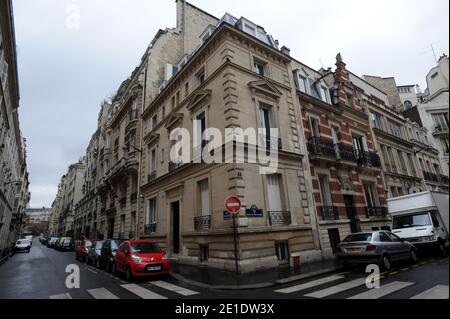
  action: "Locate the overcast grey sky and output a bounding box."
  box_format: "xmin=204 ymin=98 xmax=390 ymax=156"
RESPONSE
xmin=13 ymin=0 xmax=449 ymax=208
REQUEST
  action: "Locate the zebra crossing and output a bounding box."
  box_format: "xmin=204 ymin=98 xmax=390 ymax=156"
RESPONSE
xmin=49 ymin=280 xmax=200 ymax=300
xmin=275 ymin=273 xmax=449 ymax=299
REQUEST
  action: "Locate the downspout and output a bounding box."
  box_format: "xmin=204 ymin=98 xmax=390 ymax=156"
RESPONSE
xmin=136 ymin=61 xmax=148 ymax=240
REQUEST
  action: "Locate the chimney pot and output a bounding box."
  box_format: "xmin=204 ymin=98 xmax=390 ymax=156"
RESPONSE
xmin=281 ymin=46 xmax=291 ymax=56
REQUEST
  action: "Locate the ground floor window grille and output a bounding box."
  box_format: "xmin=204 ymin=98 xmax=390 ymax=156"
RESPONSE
xmin=275 ymin=241 xmax=290 ymax=265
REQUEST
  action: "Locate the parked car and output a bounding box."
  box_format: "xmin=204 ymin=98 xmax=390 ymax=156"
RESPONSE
xmin=25 ymin=235 xmax=33 ymax=246
xmin=14 ymin=239 xmax=32 ymax=253
xmin=112 ymin=240 xmax=170 ymax=281
xmin=40 ymin=237 xmax=48 ymax=245
xmin=337 ymin=231 xmax=417 ymax=270
xmin=75 ymin=240 xmax=93 ymax=262
xmin=60 ymin=238 xmax=75 ymax=251
xmin=99 ymin=239 xmax=123 ymax=272
xmin=47 ymin=237 xmax=59 ymax=248
xmin=87 ymin=241 xmax=104 ymax=267
xmin=55 ymin=237 xmax=72 ymax=250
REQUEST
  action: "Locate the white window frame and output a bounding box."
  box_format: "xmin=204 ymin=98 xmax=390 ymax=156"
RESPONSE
xmin=318 ymin=174 xmax=333 ymax=207
xmin=147 ymin=198 xmax=157 ymax=225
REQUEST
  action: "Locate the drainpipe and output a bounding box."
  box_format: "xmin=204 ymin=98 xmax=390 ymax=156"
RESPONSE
xmin=136 ymin=62 xmax=148 ymax=240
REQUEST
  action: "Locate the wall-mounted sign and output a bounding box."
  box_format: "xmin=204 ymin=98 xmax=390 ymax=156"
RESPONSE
xmin=245 ymin=205 xmax=263 ymax=218
xmin=223 ymin=211 xmax=232 ymax=220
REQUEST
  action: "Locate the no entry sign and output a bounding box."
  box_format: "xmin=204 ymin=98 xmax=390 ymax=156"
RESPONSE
xmin=225 ymin=196 xmax=241 ymax=214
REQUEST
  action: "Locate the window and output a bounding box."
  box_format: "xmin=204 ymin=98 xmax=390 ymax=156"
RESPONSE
xmin=185 ymin=82 xmax=189 ymax=97
xmin=432 ymin=113 xmax=449 ymax=131
xmin=196 ymin=112 xmax=207 ymax=150
xmin=149 ymin=148 xmax=156 ymax=173
xmin=196 ymin=68 xmax=205 ymax=87
xmin=171 ymin=96 xmax=175 ymax=110
xmin=352 ymin=135 xmax=366 ymax=153
xmin=404 ymin=100 xmax=413 ymax=109
xmin=199 ymin=245 xmax=209 ymax=262
xmin=275 ymin=241 xmax=290 ymax=265
xmin=162 ymin=105 xmax=166 ymax=119
xmin=387 ymin=147 xmax=397 ymax=172
xmin=244 ymin=23 xmax=257 ymax=36
xmin=176 ymin=91 xmax=180 ymax=107
xmin=296 ymin=73 xmax=308 ymax=93
xmin=318 ymin=175 xmax=333 ymax=207
xmin=319 ymin=86 xmax=330 ymax=103
xmin=198 ymin=179 xmax=210 ymax=216
xmin=397 ymin=150 xmax=408 ymax=175
xmin=363 ymin=183 xmax=380 ymax=208
xmin=389 ymin=121 xmax=404 ymax=139
xmin=407 ymin=154 xmax=417 ymax=176
xmin=309 ymin=117 xmax=320 ymax=138
xmin=149 ymin=115 xmax=157 ymax=131
xmin=267 ymin=174 xmax=283 ymax=211
xmin=371 ymin=112 xmax=384 ymax=130
xmin=440 ymin=137 xmax=449 ymax=154
xmin=160 ymin=148 xmax=165 ymax=162
xmin=147 ymin=198 xmax=157 ymax=227
xmin=253 ymin=58 xmax=267 ymax=77
xmin=260 ymin=104 xmax=275 ymax=147
xmin=378 ymin=232 xmax=392 ymax=242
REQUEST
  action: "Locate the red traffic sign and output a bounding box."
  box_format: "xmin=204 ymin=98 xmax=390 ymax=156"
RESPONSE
xmin=225 ymin=196 xmax=241 ymax=214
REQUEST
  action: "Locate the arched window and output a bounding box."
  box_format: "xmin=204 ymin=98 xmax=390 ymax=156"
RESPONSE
xmin=404 ymin=100 xmax=413 ymax=109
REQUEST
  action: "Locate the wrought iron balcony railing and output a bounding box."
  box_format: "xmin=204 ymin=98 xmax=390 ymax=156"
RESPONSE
xmin=268 ymin=211 xmax=291 ymax=226
xmin=144 ymin=223 xmax=157 ymax=235
xmin=194 ymin=215 xmax=211 ymax=231
xmin=366 ymin=207 xmax=387 ymax=218
xmin=320 ymin=206 xmax=339 ymax=220
xmin=335 ymin=143 xmax=357 ymax=162
xmin=307 ymin=137 xmax=336 ymax=158
xmin=438 ymin=174 xmax=449 ymax=185
xmin=169 ymin=161 xmax=183 ymax=172
xmin=355 ymin=150 xmax=382 ymax=168
xmin=423 ymin=171 xmax=439 ymax=183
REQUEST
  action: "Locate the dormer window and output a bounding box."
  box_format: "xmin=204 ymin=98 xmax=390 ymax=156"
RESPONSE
xmin=253 ymin=58 xmax=267 ymax=77
xmin=320 ymin=86 xmax=331 ymax=103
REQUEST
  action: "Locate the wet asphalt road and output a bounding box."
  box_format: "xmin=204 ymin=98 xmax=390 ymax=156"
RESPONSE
xmin=0 ymin=239 xmax=448 ymax=299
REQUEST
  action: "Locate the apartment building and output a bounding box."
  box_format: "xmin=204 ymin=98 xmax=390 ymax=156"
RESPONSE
xmin=0 ymin=0 xmax=30 ymax=260
xmin=137 ymin=3 xmax=322 ymax=273
xmin=295 ymin=55 xmax=388 ymax=256
xmin=49 ymin=176 xmax=66 ymax=236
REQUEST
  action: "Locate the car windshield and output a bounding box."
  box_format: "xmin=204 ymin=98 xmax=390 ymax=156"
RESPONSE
xmin=393 ymin=213 xmax=431 ymax=229
xmin=131 ymin=242 xmax=162 ymax=254
xmin=95 ymin=242 xmax=103 ymax=250
xmin=18 ymin=240 xmax=31 ymax=245
xmin=343 ymin=234 xmax=372 ymax=242
xmin=111 ymin=240 xmax=122 ymax=251
xmin=63 ymin=240 xmax=72 ymax=245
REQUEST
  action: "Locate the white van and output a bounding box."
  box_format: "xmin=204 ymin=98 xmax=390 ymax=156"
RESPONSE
xmin=387 ymin=191 xmax=449 ymax=255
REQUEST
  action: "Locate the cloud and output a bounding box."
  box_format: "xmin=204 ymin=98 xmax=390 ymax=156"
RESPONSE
xmin=13 ymin=0 xmax=449 ymax=207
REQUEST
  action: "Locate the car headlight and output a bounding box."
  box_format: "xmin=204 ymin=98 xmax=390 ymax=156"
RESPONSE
xmin=420 ymin=236 xmax=436 ymax=242
xmin=131 ymin=255 xmax=142 ymax=263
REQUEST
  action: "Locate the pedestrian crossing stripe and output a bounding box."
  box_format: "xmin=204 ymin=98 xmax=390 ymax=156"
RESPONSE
xmin=49 ymin=293 xmax=72 ymax=299
xmin=150 ymin=280 xmax=199 ymax=296
xmin=275 ymin=275 xmax=344 ymax=294
xmin=411 ymin=285 xmax=449 ymax=299
xmin=87 ymin=288 xmax=119 ymax=299
xmin=304 ymin=277 xmax=367 ymax=298
xmin=121 ymin=284 xmax=167 ymax=299
xmin=348 ymin=281 xmax=415 ymax=299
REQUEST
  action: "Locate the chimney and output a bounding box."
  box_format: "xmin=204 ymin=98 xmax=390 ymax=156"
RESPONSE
xmin=280 ymin=46 xmax=290 ymax=56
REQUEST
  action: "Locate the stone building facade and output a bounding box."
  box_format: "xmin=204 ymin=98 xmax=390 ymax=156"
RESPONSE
xmin=0 ymin=0 xmax=30 ymax=260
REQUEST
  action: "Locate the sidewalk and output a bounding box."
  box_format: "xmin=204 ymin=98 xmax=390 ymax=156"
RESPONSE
xmin=170 ymin=259 xmax=342 ymax=290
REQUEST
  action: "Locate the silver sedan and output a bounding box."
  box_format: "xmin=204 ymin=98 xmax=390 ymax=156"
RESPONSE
xmin=337 ymin=231 xmax=417 ymax=270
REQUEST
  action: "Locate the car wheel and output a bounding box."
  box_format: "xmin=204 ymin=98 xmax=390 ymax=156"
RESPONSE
xmin=125 ymin=267 xmax=132 ymax=281
xmin=27 ymin=249 xmax=30 ymax=253
xmin=410 ymin=249 xmax=418 ymax=264
xmin=437 ymin=241 xmax=447 ymax=257
xmin=381 ymin=254 xmax=391 ymax=271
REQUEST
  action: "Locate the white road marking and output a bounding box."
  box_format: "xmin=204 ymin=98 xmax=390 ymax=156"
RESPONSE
xmin=348 ymin=281 xmax=415 ymax=299
xmin=305 ymin=277 xmax=367 ymax=298
xmin=275 ymin=275 xmax=344 ymax=294
xmin=87 ymin=288 xmax=119 ymax=299
xmin=49 ymin=293 xmax=72 ymax=299
xmin=411 ymin=285 xmax=449 ymax=299
xmin=150 ymin=281 xmax=199 ymax=296
xmin=121 ymin=284 xmax=167 ymax=299
xmin=88 ymin=269 xmax=98 ymax=274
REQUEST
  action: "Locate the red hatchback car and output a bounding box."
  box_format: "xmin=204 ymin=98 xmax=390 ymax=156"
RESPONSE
xmin=113 ymin=240 xmax=170 ymax=281
xmin=75 ymin=240 xmax=93 ymax=262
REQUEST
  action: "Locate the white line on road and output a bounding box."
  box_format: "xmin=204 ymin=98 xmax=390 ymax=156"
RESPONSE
xmin=121 ymin=284 xmax=167 ymax=299
xmin=49 ymin=293 xmax=72 ymax=299
xmin=88 ymin=269 xmax=98 ymax=274
xmin=150 ymin=281 xmax=199 ymax=296
xmin=87 ymin=288 xmax=119 ymax=299
xmin=275 ymin=275 xmax=344 ymax=294
xmin=411 ymin=285 xmax=449 ymax=299
xmin=348 ymin=281 xmax=415 ymax=299
xmin=305 ymin=277 xmax=367 ymax=298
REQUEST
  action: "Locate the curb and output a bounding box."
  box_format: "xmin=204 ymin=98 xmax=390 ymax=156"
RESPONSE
xmin=170 ymin=265 xmax=342 ymax=291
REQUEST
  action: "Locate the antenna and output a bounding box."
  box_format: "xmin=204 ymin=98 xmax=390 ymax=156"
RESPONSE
xmin=430 ymin=44 xmax=438 ymax=63
xmin=319 ymin=59 xmax=325 ymax=69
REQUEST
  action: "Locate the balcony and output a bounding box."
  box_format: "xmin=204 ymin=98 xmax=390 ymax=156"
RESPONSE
xmin=128 ymin=109 xmax=139 ymax=122
xmin=423 ymin=171 xmax=439 ymax=183
xmin=432 ymin=125 xmax=449 ymax=137
xmin=307 ymin=137 xmax=336 ymax=158
xmin=169 ymin=161 xmax=183 ymax=173
xmin=194 ymin=215 xmax=211 ymax=231
xmin=320 ymin=206 xmax=339 ymax=220
xmin=335 ymin=143 xmax=357 ymax=162
xmin=130 ymin=192 xmax=138 ymax=204
xmin=144 ymin=223 xmax=157 ymax=235
xmin=438 ymin=174 xmax=449 ymax=185
xmin=366 ymin=207 xmax=387 ymax=218
xmin=268 ymin=211 xmax=291 ymax=226
xmin=355 ymin=150 xmax=382 ymax=168
xmin=148 ymin=171 xmax=156 ymax=183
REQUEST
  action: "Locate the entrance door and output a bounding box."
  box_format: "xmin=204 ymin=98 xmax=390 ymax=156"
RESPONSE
xmin=344 ymin=195 xmax=360 ymax=233
xmin=107 ymin=219 xmax=115 ymax=239
xmin=171 ymin=201 xmax=180 ymax=254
